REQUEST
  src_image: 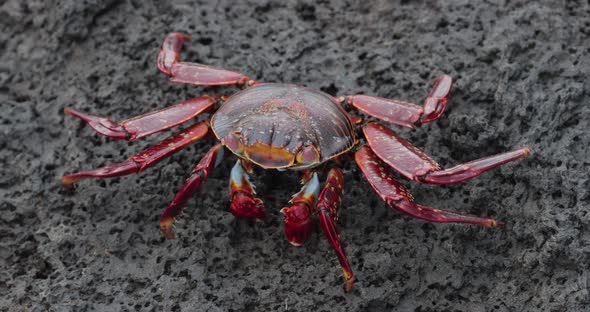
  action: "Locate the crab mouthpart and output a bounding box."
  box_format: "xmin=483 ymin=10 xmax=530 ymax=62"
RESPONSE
xmin=244 ymin=142 xmax=295 ymax=169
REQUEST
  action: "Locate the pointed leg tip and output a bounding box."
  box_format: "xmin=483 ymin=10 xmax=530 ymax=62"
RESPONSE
xmin=160 ymin=217 xmax=177 ymax=240
xmin=171 ymin=32 xmax=191 ymax=41
xmin=438 ymin=74 xmax=453 ymax=82
xmin=483 ymin=219 xmax=504 ymax=228
xmin=62 ymin=176 xmax=77 ymax=188
xmin=520 ymin=147 xmax=531 ymax=157
xmin=64 ymin=107 xmax=76 ymax=115
xmin=343 ymin=271 xmax=354 ymax=293
xmin=344 ymin=282 xmax=354 ymax=293
xmin=492 ymin=220 xmax=505 ymax=227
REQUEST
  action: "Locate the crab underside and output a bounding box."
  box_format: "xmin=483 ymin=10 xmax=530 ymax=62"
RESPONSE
xmin=63 ymin=32 xmax=530 ymax=292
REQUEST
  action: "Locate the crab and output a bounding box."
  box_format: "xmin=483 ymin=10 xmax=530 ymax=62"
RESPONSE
xmin=63 ymin=32 xmax=530 ymax=292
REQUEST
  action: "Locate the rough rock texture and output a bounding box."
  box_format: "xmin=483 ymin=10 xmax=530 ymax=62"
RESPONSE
xmin=1 ymin=0 xmax=589 ymax=311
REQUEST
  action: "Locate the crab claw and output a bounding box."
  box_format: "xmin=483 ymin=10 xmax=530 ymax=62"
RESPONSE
xmin=230 ymin=191 xmax=266 ymax=220
xmin=281 ymin=202 xmax=313 ymax=246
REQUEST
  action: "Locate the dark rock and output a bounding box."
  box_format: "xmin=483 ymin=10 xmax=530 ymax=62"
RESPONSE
xmin=2 ymin=0 xmax=589 ymax=310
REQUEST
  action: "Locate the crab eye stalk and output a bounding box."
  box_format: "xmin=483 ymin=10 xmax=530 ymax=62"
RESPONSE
xmin=296 ymin=145 xmax=320 ymax=166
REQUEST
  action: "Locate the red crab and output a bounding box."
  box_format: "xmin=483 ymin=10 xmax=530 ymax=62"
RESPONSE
xmin=63 ymin=32 xmax=530 ymax=292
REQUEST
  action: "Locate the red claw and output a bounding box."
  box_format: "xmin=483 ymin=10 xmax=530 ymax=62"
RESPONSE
xmin=228 ymin=160 xmax=266 ymax=220
xmin=230 ymin=192 xmax=266 ymax=220
xmin=281 ymin=172 xmax=319 ymax=246
xmin=281 ymin=203 xmax=313 ymax=246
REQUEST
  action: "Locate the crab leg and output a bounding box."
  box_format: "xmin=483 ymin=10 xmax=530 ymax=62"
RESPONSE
xmin=229 ymin=160 xmax=266 ymax=220
xmin=64 ymin=96 xmax=217 ymax=140
xmin=280 ymin=171 xmax=320 ymax=246
xmin=343 ymin=74 xmax=452 ymax=127
xmin=316 ymin=167 xmax=354 ymax=292
xmin=158 ymin=32 xmax=252 ymax=86
xmin=363 ymin=122 xmax=530 ymax=184
xmin=160 ymin=144 xmax=225 ymax=239
xmin=62 ymin=121 xmax=209 ymax=187
xmin=355 ymin=145 xmax=500 ymax=227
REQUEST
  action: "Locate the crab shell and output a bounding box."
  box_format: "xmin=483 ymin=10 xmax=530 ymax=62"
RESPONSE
xmin=211 ymin=83 xmax=358 ymax=170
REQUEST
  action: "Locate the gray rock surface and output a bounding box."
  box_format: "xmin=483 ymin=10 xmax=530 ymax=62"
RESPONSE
xmin=1 ymin=0 xmax=588 ymax=311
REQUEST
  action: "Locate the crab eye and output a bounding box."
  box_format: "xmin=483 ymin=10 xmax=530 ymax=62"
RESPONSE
xmin=296 ymin=145 xmax=320 ymax=165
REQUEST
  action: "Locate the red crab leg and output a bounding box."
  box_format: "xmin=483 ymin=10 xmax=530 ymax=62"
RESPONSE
xmin=343 ymin=74 xmax=452 ymax=127
xmin=280 ymin=171 xmax=320 ymax=246
xmin=363 ymin=122 xmax=530 ymax=183
xmin=64 ymin=96 xmax=217 ymax=141
xmin=62 ymin=121 xmax=209 ymax=187
xmin=355 ymin=145 xmax=501 ymax=227
xmin=160 ymin=144 xmax=225 ymax=239
xmin=157 ymin=32 xmax=252 ymax=86
xmin=316 ymin=167 xmax=354 ymax=292
xmin=229 ymin=160 xmax=266 ymax=220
